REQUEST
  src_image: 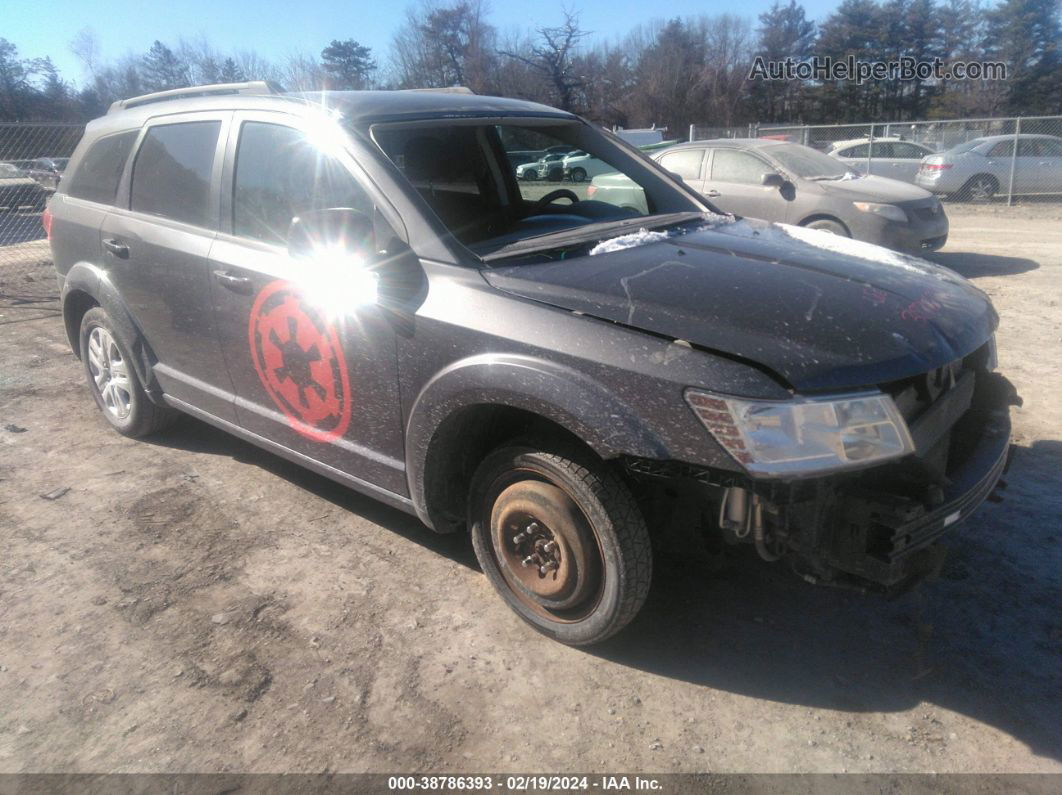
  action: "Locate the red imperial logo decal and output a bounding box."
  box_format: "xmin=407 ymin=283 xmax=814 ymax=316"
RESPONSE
xmin=248 ymin=280 xmax=352 ymax=443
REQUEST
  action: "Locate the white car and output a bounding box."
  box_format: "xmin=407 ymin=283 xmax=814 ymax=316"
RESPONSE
xmin=827 ymin=138 xmax=936 ymax=183
xmin=516 ymin=152 xmax=567 ymax=181
xmin=561 ymin=151 xmax=616 ymax=182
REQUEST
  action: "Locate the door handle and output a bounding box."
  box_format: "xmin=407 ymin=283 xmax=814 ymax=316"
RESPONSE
xmin=705 ymin=190 xmax=721 ymax=198
xmin=102 ymin=238 xmax=129 ymax=259
xmin=213 ymin=270 xmax=253 ymax=294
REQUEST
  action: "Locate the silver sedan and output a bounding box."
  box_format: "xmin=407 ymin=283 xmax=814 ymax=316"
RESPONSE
xmin=915 ymin=134 xmax=1062 ymax=201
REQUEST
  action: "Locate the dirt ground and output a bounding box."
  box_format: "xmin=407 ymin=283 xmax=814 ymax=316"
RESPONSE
xmin=0 ymin=204 xmax=1059 ymax=774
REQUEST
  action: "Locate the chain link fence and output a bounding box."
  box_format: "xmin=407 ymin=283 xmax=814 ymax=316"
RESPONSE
xmin=1 ymin=123 xmax=85 ymax=304
xmin=691 ymin=115 xmax=1062 ymax=205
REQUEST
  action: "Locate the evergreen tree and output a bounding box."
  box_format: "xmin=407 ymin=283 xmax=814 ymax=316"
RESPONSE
xmin=141 ymin=40 xmax=189 ymax=91
xmin=987 ymin=0 xmax=1062 ymax=113
xmin=218 ymin=57 xmax=246 ymax=84
xmin=321 ymin=39 xmax=376 ymax=89
xmin=751 ymin=1 xmax=817 ymax=122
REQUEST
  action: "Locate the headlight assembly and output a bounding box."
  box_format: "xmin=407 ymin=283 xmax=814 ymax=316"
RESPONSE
xmin=685 ymin=389 xmax=914 ymax=477
xmin=853 ymin=201 xmax=908 ymax=223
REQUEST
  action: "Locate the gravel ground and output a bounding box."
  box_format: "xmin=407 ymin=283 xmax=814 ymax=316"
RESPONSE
xmin=0 ymin=205 xmax=1059 ymax=774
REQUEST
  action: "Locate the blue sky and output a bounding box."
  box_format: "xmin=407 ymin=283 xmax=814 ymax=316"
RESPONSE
xmin=6 ymin=0 xmax=843 ymax=87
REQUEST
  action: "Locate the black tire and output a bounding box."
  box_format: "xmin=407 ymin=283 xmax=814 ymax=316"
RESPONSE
xmin=79 ymin=307 xmax=178 ymax=438
xmin=804 ymin=218 xmax=850 ymax=237
xmin=570 ymin=167 xmax=587 ymax=183
xmin=521 ymin=171 xmax=537 ymax=182
xmin=958 ymin=174 xmax=998 ymax=202
xmin=468 ymin=444 xmax=652 ymax=646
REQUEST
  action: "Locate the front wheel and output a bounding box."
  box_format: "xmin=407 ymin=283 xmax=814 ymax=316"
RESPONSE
xmin=804 ymin=218 xmax=849 ymax=237
xmin=469 ymin=444 xmax=652 ymax=645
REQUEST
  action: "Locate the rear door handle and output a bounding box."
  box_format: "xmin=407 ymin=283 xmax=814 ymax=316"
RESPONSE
xmin=102 ymin=238 xmax=129 ymax=258
xmin=213 ymin=270 xmax=253 ymax=294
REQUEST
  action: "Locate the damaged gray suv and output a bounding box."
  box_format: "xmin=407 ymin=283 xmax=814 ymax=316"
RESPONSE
xmin=46 ymin=82 xmax=1018 ymax=645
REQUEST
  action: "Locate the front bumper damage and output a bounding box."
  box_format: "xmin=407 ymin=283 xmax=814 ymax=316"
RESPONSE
xmin=627 ymin=368 xmax=1020 ymax=593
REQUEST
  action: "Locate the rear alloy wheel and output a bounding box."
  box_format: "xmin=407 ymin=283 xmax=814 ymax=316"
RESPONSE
xmin=960 ymin=175 xmax=997 ymax=202
xmin=469 ymin=445 xmax=652 ymax=645
xmin=570 ymin=167 xmax=587 ymax=183
xmin=79 ymin=307 xmax=178 ymax=437
xmin=804 ymin=218 xmax=849 ymax=237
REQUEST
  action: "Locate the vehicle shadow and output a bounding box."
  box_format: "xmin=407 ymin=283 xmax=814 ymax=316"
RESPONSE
xmin=147 ymin=415 xmax=1061 ymax=762
xmin=925 ymin=251 xmax=1040 ymax=278
xmin=144 ymin=415 xmax=477 ymax=569
xmin=595 ymin=437 xmax=1062 ymax=762
xmin=0 ymin=210 xmax=46 ymax=246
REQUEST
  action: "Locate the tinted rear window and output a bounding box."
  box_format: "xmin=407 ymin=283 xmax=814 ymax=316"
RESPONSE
xmin=65 ymin=131 xmax=138 ymax=204
xmin=131 ymin=121 xmax=221 ymax=227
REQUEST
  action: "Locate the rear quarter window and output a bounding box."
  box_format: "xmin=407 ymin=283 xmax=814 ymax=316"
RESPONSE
xmin=657 ymin=149 xmax=705 ymax=180
xmin=130 ymin=121 xmax=221 ymax=227
xmin=65 ymin=131 xmax=138 ymax=205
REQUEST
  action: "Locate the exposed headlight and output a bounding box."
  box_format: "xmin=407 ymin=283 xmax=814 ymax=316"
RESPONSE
xmin=686 ymin=389 xmax=914 ymax=477
xmin=853 ymin=201 xmax=908 ymax=222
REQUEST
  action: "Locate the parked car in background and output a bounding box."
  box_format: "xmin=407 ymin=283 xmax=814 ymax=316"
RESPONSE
xmin=590 ymin=139 xmax=948 ymax=252
xmin=517 ymin=151 xmax=567 ymax=181
xmin=827 ymin=138 xmax=936 ymax=183
xmin=561 ymin=150 xmax=615 ymax=182
xmin=24 ymin=157 xmax=69 ymax=191
xmin=915 ymin=134 xmax=1062 ymax=201
xmin=0 ymin=162 xmax=48 ymax=210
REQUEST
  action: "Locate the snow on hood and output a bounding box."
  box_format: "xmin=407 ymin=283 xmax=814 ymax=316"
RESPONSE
xmin=717 ymin=219 xmax=942 ymax=277
xmin=589 ymin=212 xmax=735 ymax=256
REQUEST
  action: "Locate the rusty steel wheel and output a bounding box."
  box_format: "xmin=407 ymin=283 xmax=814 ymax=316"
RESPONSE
xmin=490 ymin=479 xmax=603 ymax=620
xmin=469 ymin=444 xmax=652 ymax=646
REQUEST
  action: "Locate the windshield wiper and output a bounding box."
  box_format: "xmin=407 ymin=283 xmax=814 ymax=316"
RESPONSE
xmin=480 ymin=212 xmax=704 ymax=262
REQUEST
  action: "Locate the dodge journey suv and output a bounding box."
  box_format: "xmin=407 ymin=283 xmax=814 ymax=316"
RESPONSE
xmin=47 ymin=82 xmax=1018 ymax=645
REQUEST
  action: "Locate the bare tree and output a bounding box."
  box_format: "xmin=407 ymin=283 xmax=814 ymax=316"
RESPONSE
xmin=499 ymin=10 xmax=589 ymax=111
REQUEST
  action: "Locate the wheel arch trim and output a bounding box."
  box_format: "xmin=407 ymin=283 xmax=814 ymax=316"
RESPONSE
xmin=61 ymin=261 xmax=165 ymax=402
xmin=405 ymin=353 xmax=670 ymax=530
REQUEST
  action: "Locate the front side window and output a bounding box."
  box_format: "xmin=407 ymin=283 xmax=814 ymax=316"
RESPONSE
xmin=66 ymin=131 xmax=138 ymax=205
xmin=233 ymin=122 xmax=372 ymax=246
xmin=130 ymin=121 xmax=221 ymax=227
xmin=711 ymin=149 xmax=770 ymax=184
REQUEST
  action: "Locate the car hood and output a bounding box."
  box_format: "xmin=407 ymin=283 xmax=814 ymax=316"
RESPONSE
xmin=483 ymin=218 xmax=996 ymax=392
xmin=815 ymin=174 xmax=932 ymax=203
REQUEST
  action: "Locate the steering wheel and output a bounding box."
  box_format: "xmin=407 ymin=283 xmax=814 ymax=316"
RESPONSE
xmin=533 ymin=188 xmax=580 ymax=210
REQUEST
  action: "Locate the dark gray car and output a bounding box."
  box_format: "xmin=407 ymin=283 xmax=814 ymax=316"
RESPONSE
xmin=593 ymin=139 xmax=948 ymax=252
xmin=45 ymin=82 xmax=1016 ymax=645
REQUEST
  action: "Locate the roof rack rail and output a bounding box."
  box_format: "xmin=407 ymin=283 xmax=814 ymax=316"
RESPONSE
xmin=108 ymin=81 xmax=286 ymax=114
xmin=400 ymin=86 xmax=475 ymax=95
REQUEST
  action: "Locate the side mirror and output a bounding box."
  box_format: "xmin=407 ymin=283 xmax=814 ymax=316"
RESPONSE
xmin=761 ymin=172 xmax=786 ymax=188
xmin=668 ymin=171 xmax=685 ymax=184
xmin=287 ymin=208 xmax=374 ymax=260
